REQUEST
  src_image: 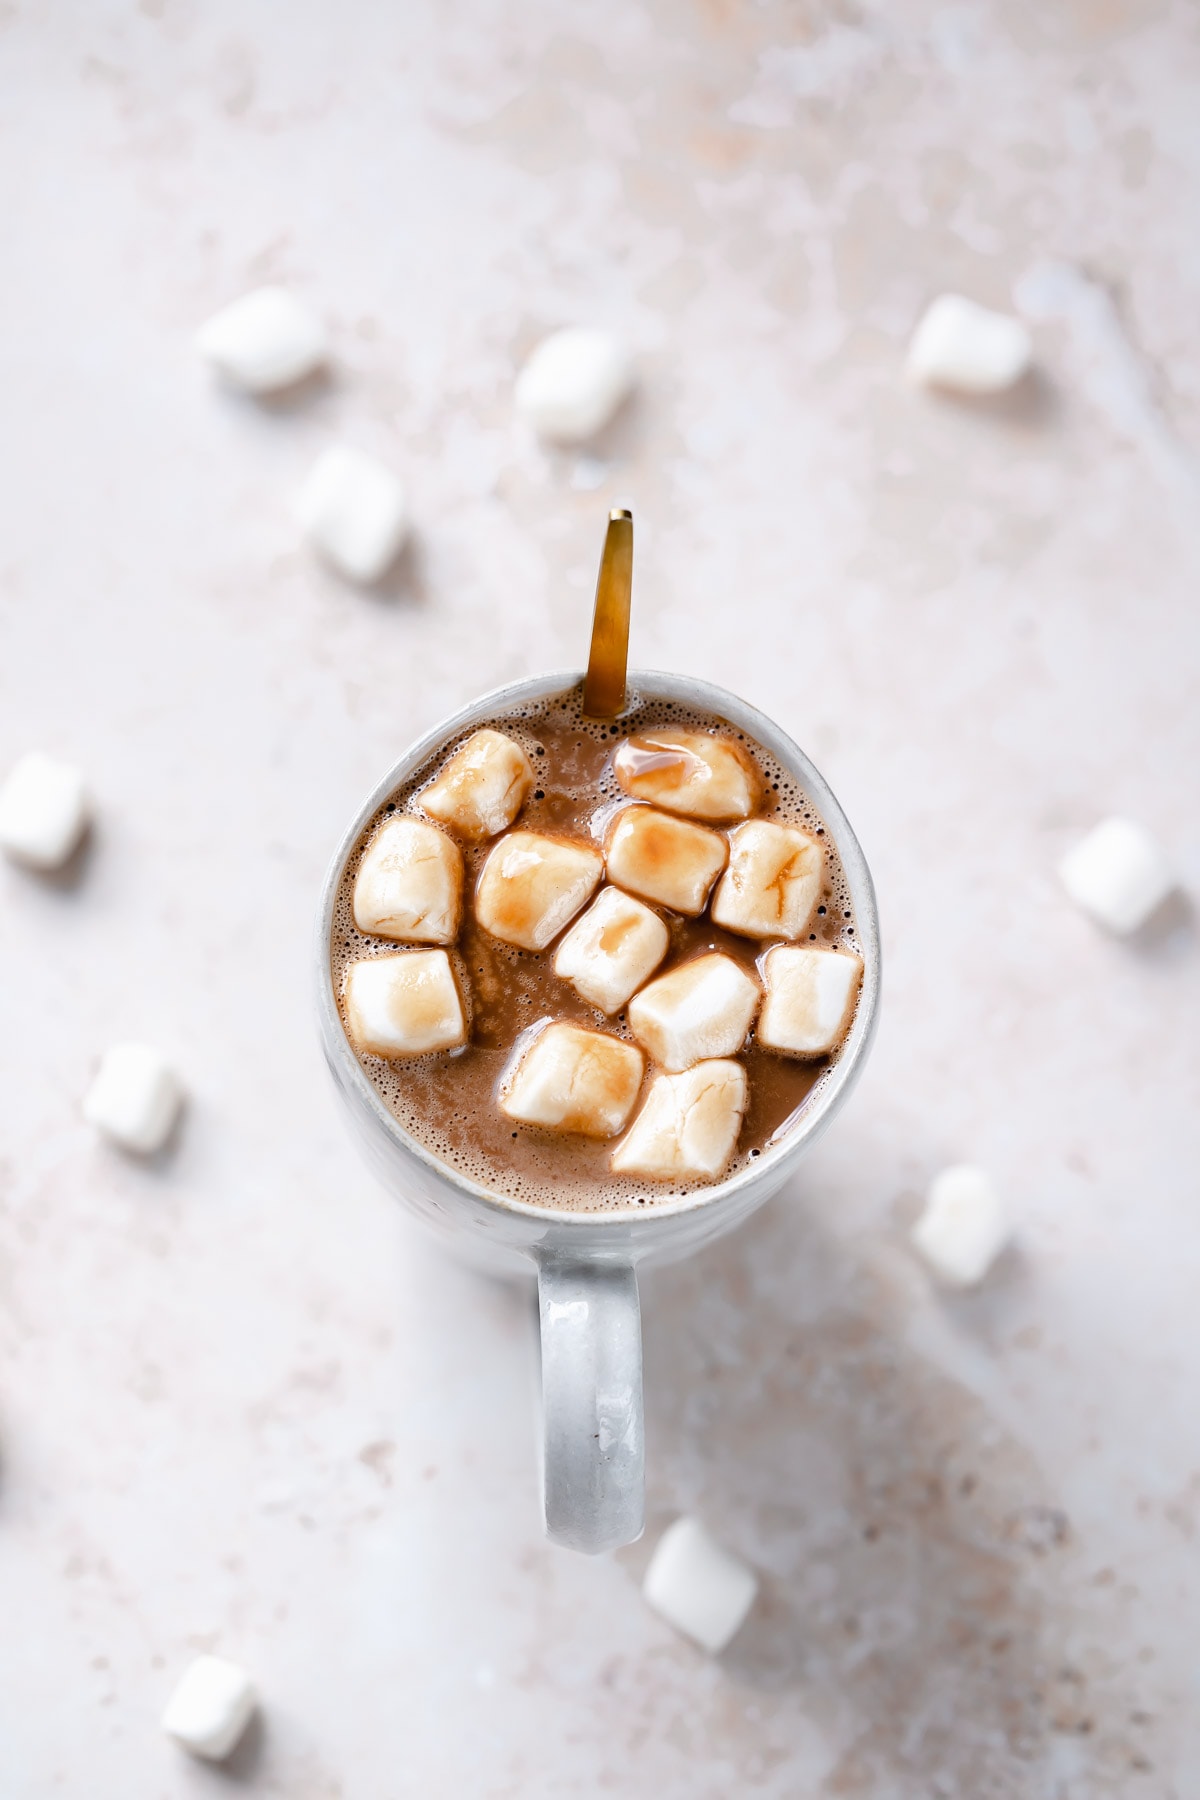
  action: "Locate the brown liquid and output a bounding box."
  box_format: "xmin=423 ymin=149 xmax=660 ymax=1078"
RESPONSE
xmin=330 ymin=685 xmax=861 ymax=1212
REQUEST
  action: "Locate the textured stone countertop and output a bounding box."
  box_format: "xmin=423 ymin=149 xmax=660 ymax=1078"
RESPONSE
xmin=1 ymin=3 xmax=1198 ymax=1796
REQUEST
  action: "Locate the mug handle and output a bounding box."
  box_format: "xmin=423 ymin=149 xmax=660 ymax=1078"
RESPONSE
xmin=536 ymin=1255 xmax=645 ymax=1554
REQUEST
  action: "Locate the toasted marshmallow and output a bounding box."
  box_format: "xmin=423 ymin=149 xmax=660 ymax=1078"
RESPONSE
xmin=628 ymin=954 xmax=759 ymax=1072
xmin=711 ymin=820 xmax=823 ymax=941
xmin=83 ymin=1043 xmax=183 ymax=1155
xmin=196 ymin=286 xmax=327 ymax=394
xmin=476 ymin=831 xmax=603 ymax=952
xmin=613 ymin=731 xmax=759 ymax=822
xmin=161 ymin=1654 xmax=257 ymax=1762
xmin=1058 ymin=816 xmax=1174 ymax=935
xmin=906 ymin=294 xmax=1032 ymax=394
xmin=911 ymin=1164 xmax=1008 ymax=1288
xmin=605 ymin=807 xmax=727 ymax=916
xmin=515 ymin=327 xmax=633 ymax=444
xmin=296 ymin=444 xmax=408 ymax=584
xmin=612 ymin=1059 xmax=747 ymax=1182
xmin=643 ymin=1516 xmax=758 ymax=1654
xmin=553 ymin=887 xmax=669 ymax=1014
xmin=344 ymin=951 xmax=467 ymax=1057
xmin=0 ymin=751 xmax=89 ymax=870
xmin=353 ymin=816 xmax=462 ymax=945
xmin=419 ymin=729 xmax=534 ymax=841
xmin=500 ymin=1021 xmax=644 ymax=1137
xmin=758 ymin=945 xmax=863 ymax=1057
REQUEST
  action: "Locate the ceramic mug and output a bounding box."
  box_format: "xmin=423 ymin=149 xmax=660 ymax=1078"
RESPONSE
xmin=316 ymin=669 xmax=881 ymax=1554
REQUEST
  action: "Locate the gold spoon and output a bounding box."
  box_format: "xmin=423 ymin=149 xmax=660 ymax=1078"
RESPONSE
xmin=582 ymin=508 xmax=633 ymax=719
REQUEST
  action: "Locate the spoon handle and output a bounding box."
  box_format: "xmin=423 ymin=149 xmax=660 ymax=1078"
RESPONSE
xmin=582 ymin=508 xmax=633 ymax=719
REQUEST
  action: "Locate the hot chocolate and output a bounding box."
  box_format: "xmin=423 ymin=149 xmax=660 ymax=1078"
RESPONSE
xmin=329 ymin=683 xmax=863 ymax=1212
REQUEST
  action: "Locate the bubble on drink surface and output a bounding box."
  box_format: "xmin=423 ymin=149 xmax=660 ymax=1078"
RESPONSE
xmin=330 ymin=684 xmax=861 ymax=1212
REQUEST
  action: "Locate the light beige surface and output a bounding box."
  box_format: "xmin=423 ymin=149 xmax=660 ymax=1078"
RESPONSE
xmin=1 ymin=3 xmax=1198 ymax=1796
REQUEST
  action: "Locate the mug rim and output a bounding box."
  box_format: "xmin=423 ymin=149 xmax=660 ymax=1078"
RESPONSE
xmin=316 ymin=669 xmax=881 ymax=1229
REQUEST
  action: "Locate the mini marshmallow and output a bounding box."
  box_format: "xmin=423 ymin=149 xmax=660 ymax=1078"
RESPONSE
xmin=906 ymin=294 xmax=1032 ymax=395
xmin=419 ymin=729 xmax=534 ymax=841
xmin=711 ymin=820 xmax=823 ymax=941
xmin=515 ymin=327 xmax=634 ymax=444
xmin=0 ymin=751 xmax=89 ymax=870
xmin=196 ymin=286 xmax=327 ymax=394
xmin=612 ymin=1059 xmax=747 ymax=1183
xmin=353 ymin=816 xmax=463 ymax=945
xmin=500 ymin=1021 xmax=644 ymax=1137
xmin=628 ymin=953 xmax=759 ymax=1072
xmin=1058 ymin=816 xmax=1174 ymax=935
xmin=475 ymin=830 xmax=603 ymax=952
xmin=911 ymin=1164 xmax=1008 ymax=1289
xmin=642 ymin=1516 xmax=758 ymax=1654
xmin=553 ymin=886 xmax=669 ymax=1014
xmin=605 ymin=807 xmax=727 ymax=916
xmin=613 ymin=731 xmax=759 ymax=823
xmin=296 ymin=445 xmax=408 ymax=584
xmin=343 ymin=951 xmax=467 ymax=1057
xmin=758 ymin=945 xmax=863 ymax=1058
xmin=83 ymin=1043 xmax=183 ymax=1155
xmin=161 ymin=1654 xmax=257 ymax=1762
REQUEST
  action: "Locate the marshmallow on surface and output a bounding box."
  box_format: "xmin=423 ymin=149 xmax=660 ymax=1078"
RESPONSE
xmin=711 ymin=819 xmax=823 ymax=941
xmin=343 ymin=951 xmax=467 ymax=1057
xmin=605 ymin=806 xmax=727 ymax=916
xmin=161 ymin=1655 xmax=257 ymax=1762
xmin=911 ymin=1165 xmax=1008 ymax=1288
xmin=196 ymin=286 xmax=327 ymax=394
xmin=83 ymin=1043 xmax=183 ymax=1155
xmin=906 ymin=294 xmax=1032 ymax=394
xmin=500 ymin=1022 xmax=644 ymax=1137
xmin=629 ymin=953 xmax=759 ymax=1072
xmin=758 ymin=945 xmax=862 ymax=1058
xmin=612 ymin=1059 xmax=747 ymax=1182
xmin=353 ymin=816 xmax=462 ymax=945
xmin=642 ymin=1516 xmax=758 ymax=1654
xmin=0 ymin=751 xmax=89 ymax=870
xmin=553 ymin=886 xmax=669 ymax=1014
xmin=515 ymin=327 xmax=633 ymax=444
xmin=296 ymin=445 xmax=408 ymax=584
xmin=613 ymin=731 xmax=759 ymax=823
xmin=419 ymin=729 xmax=534 ymax=841
xmin=476 ymin=831 xmax=603 ymax=952
xmin=1058 ymin=816 xmax=1174 ymax=935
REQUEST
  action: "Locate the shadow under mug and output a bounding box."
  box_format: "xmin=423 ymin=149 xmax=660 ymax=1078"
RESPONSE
xmin=316 ymin=669 xmax=881 ymax=1554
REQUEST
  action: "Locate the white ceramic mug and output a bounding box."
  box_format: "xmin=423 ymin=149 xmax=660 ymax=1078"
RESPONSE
xmin=316 ymin=670 xmax=881 ymax=1554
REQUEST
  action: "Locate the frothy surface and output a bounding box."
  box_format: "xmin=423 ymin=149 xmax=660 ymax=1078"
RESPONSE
xmin=330 ymin=684 xmax=861 ymax=1212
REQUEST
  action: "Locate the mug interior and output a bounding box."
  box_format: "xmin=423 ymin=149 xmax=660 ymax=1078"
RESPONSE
xmin=317 ymin=670 xmax=880 ymax=1230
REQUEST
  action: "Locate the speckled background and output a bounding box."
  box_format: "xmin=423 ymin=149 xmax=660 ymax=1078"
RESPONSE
xmin=1 ymin=3 xmax=1198 ymax=1796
